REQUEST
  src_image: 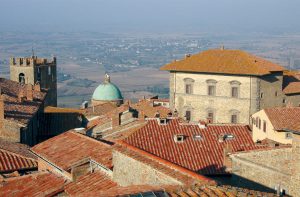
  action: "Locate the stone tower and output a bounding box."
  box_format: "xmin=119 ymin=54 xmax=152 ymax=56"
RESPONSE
xmin=10 ymin=56 xmax=57 ymax=106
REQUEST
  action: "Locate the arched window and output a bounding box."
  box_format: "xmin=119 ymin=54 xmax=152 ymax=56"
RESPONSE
xmin=229 ymin=80 xmax=241 ymax=98
xmin=206 ymin=79 xmax=217 ymax=96
xmin=19 ymin=73 xmax=25 ymax=84
xmin=183 ymin=78 xmax=194 ymax=94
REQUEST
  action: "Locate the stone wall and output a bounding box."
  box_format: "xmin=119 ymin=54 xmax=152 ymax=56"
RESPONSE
xmin=259 ymin=72 xmax=285 ymax=109
xmin=231 ymin=148 xmax=292 ymax=194
xmin=285 ymin=94 xmax=300 ymax=107
xmin=112 ymin=150 xmax=182 ymax=187
xmin=290 ymin=135 xmax=300 ymax=196
xmin=0 ymin=119 xmax=22 ymax=142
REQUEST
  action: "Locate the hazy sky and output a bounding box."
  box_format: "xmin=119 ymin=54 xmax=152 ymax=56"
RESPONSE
xmin=0 ymin=0 xmax=300 ymax=33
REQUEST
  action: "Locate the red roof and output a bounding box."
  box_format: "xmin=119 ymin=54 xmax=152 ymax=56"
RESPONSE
xmin=124 ymin=119 xmax=267 ymax=175
xmin=64 ymin=171 xmax=117 ymax=196
xmin=0 ymin=172 xmax=65 ymax=197
xmin=0 ymin=148 xmax=37 ymax=173
xmin=31 ymin=131 xmax=113 ymax=170
xmin=264 ymin=107 xmax=300 ymax=132
xmin=283 ymin=81 xmax=300 ymax=94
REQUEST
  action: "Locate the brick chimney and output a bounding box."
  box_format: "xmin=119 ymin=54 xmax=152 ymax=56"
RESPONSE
xmin=223 ymin=144 xmax=233 ymax=172
xmin=112 ymin=112 xmax=120 ymax=128
xmin=26 ymin=84 xmax=33 ymax=101
xmin=290 ymin=134 xmax=300 ymax=196
xmin=0 ymin=91 xmax=4 ymax=130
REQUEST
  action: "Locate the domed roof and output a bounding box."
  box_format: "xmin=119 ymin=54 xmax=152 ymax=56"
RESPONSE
xmin=92 ymin=74 xmax=123 ymax=101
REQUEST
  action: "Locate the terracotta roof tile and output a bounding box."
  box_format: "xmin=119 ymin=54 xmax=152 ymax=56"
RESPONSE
xmin=131 ymin=99 xmax=171 ymax=118
xmin=124 ymin=118 xmax=267 ymax=175
xmin=0 ymin=172 xmax=65 ymax=197
xmin=44 ymin=106 xmax=84 ymax=114
xmin=31 ymin=131 xmax=113 ymax=170
xmin=264 ymin=107 xmax=300 ymax=132
xmin=0 ymin=149 xmax=37 ymax=173
xmin=0 ymin=78 xmax=46 ymax=124
xmin=115 ymin=141 xmax=214 ymax=185
xmin=64 ymin=171 xmax=117 ymax=196
xmin=283 ymin=81 xmax=300 ymax=94
xmin=160 ymin=49 xmax=285 ymax=76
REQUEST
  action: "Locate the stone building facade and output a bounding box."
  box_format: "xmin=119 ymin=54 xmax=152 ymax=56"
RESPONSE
xmin=230 ymin=134 xmax=300 ymax=196
xmin=161 ymin=49 xmax=300 ymax=124
xmin=10 ymin=56 xmax=57 ymax=107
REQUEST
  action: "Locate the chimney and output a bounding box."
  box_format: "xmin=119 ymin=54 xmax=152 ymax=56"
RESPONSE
xmin=26 ymin=84 xmax=33 ymax=101
xmin=220 ymin=45 xmax=225 ymax=50
xmin=34 ymin=82 xmax=41 ymax=92
xmin=173 ymin=109 xmax=178 ymax=117
xmin=198 ymin=120 xmax=207 ymax=129
xmin=154 ymin=111 xmax=160 ymax=118
xmin=112 ymin=112 xmax=120 ymax=128
xmin=223 ymin=144 xmax=233 ymax=172
xmin=290 ymin=134 xmax=300 ymax=196
xmin=0 ymin=91 xmax=4 ymax=129
xmin=18 ymin=87 xmax=25 ymax=102
xmin=138 ymin=110 xmax=145 ymax=121
xmin=185 ymin=54 xmax=191 ymax=58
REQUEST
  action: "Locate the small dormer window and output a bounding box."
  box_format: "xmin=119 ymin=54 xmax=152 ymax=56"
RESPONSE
xmin=174 ymin=134 xmax=185 ymax=143
xmin=193 ymin=134 xmax=202 ymax=140
xmin=159 ymin=118 xmax=167 ymax=125
xmin=224 ymin=134 xmax=235 ymax=140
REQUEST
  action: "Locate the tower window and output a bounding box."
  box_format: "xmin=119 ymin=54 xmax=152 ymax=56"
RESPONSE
xmin=19 ymin=73 xmax=25 ymax=84
xmin=183 ymin=78 xmax=194 ymax=94
xmin=263 ymin=121 xmax=267 ymax=132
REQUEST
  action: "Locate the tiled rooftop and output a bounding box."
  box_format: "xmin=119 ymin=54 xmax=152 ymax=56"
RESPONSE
xmin=283 ymin=81 xmax=300 ymax=94
xmin=115 ymin=141 xmax=215 ymax=185
xmin=160 ymin=49 xmax=285 ymax=76
xmin=0 ymin=172 xmax=65 ymax=197
xmin=0 ymin=139 xmax=36 ymax=159
xmin=264 ymin=107 xmax=300 ymax=132
xmin=131 ymin=99 xmax=171 ymax=118
xmin=0 ymin=148 xmax=37 ymax=173
xmin=31 ymin=131 xmax=113 ymax=170
xmin=0 ymin=78 xmax=46 ymax=124
xmin=84 ymin=102 xmax=117 ymax=117
xmin=64 ymin=171 xmax=117 ymax=196
xmin=124 ymin=118 xmax=268 ymax=175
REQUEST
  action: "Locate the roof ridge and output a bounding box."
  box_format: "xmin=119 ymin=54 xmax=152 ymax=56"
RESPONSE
xmin=70 ymin=131 xmax=114 ymax=147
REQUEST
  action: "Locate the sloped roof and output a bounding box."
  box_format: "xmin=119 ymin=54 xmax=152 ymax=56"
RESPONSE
xmin=64 ymin=171 xmax=117 ymax=196
xmin=31 ymin=131 xmax=113 ymax=170
xmin=0 ymin=172 xmax=65 ymax=197
xmin=264 ymin=107 xmax=300 ymax=132
xmin=160 ymin=49 xmax=285 ymax=76
xmin=124 ymin=118 xmax=267 ymax=175
xmin=0 ymin=78 xmax=46 ymax=124
xmin=283 ymin=81 xmax=300 ymax=94
xmin=0 ymin=139 xmax=36 ymax=159
xmin=0 ymin=148 xmax=37 ymax=173
xmin=131 ymin=99 xmax=171 ymax=118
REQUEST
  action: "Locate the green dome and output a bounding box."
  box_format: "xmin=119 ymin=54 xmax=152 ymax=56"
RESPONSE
xmin=92 ymin=82 xmax=123 ymax=101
